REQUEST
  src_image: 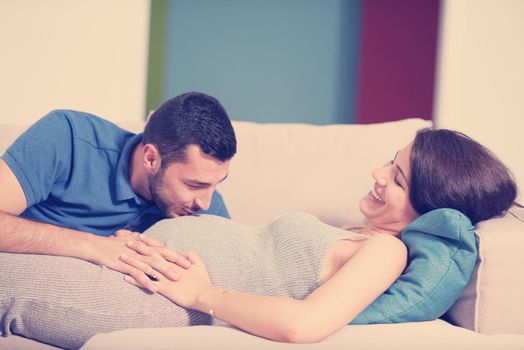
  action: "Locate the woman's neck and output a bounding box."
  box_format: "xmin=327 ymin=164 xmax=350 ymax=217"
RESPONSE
xmin=351 ymin=224 xmax=401 ymax=238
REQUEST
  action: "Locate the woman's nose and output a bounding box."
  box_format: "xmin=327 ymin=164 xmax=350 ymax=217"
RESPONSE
xmin=372 ymin=167 xmax=388 ymax=186
xmin=376 ymin=177 xmax=387 ymax=186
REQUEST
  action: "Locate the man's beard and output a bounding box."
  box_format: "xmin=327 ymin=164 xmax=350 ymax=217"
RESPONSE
xmin=148 ymin=169 xmax=174 ymax=217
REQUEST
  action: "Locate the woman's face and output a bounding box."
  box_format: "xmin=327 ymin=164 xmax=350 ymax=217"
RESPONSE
xmin=359 ymin=142 xmax=419 ymax=235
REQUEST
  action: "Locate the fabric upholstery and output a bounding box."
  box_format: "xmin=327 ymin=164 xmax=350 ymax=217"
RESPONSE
xmin=219 ymin=118 xmax=431 ymax=227
xmin=81 ymin=321 xmax=524 ymax=350
xmin=444 ymin=206 xmax=524 ymax=334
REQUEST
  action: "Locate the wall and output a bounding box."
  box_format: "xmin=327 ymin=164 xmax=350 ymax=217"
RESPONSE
xmin=1 ymin=1 xmax=440 ymax=126
xmin=157 ymin=0 xmax=362 ymax=124
xmin=435 ymin=0 xmax=524 ymax=201
xmin=356 ymin=0 xmax=440 ymax=123
xmin=0 ymin=0 xmax=150 ymax=124
xmin=149 ymin=0 xmax=440 ymax=125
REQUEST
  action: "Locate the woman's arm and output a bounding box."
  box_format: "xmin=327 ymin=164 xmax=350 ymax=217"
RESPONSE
xmin=123 ymin=233 xmax=407 ymax=343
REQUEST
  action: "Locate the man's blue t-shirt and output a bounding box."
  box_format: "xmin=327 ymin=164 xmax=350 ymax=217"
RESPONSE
xmin=1 ymin=110 xmax=230 ymax=236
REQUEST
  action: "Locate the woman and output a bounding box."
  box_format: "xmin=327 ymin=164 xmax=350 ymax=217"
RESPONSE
xmin=0 ymin=128 xmax=517 ymax=349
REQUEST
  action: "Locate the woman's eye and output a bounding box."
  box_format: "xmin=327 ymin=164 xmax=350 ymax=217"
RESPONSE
xmin=394 ymin=177 xmax=403 ymax=188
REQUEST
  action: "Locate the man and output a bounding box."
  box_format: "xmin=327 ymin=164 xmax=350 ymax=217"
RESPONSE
xmin=0 ymin=91 xmax=236 ymax=291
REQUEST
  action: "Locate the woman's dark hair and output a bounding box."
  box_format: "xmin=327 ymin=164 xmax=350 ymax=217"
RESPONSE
xmin=143 ymin=92 xmax=236 ymax=167
xmin=409 ymin=128 xmax=517 ymax=224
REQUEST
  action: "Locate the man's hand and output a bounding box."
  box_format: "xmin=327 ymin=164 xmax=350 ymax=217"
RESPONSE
xmin=85 ymin=233 xmax=163 ymax=293
xmin=118 ymin=235 xmax=193 ymax=290
xmin=114 ymin=229 xmax=140 ymax=239
xmin=91 ymin=231 xmax=192 ymax=293
xmin=122 ymin=247 xmax=214 ymax=311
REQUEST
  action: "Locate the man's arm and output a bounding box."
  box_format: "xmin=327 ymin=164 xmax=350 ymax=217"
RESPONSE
xmin=0 ymin=157 xmax=26 ymax=216
xmin=0 ymin=158 xmax=96 ymax=257
xmin=0 ymin=159 xmax=159 ymax=291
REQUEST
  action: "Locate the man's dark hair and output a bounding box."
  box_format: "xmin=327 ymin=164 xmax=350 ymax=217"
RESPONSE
xmin=142 ymin=92 xmax=236 ymax=166
xmin=409 ymin=128 xmax=517 ymax=224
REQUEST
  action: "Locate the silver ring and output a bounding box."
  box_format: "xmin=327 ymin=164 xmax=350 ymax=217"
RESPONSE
xmin=147 ymin=271 xmax=158 ymax=281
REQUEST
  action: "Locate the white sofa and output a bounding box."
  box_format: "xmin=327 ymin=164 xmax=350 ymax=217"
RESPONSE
xmin=1 ymin=118 xmax=523 ymax=350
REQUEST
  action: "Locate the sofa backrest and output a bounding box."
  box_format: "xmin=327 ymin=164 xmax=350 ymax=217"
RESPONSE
xmin=219 ymin=118 xmax=432 ymax=226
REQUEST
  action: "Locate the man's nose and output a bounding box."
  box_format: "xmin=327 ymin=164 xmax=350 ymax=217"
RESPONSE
xmin=194 ymin=189 xmax=213 ymax=211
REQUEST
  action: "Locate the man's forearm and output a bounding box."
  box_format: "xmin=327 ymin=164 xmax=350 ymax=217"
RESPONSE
xmin=0 ymin=210 xmax=165 ymax=292
xmin=0 ymin=210 xmax=97 ymax=261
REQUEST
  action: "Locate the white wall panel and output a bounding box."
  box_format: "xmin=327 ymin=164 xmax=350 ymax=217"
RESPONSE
xmin=0 ymin=0 xmax=150 ymax=124
xmin=435 ymin=0 xmax=524 ymax=201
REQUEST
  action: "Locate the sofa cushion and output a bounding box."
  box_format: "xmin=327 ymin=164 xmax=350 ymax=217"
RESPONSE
xmin=353 ymin=208 xmax=477 ymax=324
xmin=80 ymin=320 xmax=524 ymax=350
xmin=444 ymin=206 xmax=524 ymax=334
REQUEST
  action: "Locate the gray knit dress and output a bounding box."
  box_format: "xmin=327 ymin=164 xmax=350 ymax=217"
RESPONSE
xmin=0 ymin=212 xmax=367 ymax=349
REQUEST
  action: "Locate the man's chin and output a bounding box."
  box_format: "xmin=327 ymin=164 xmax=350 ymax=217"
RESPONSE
xmin=162 ymin=209 xmax=180 ymax=218
xmin=167 ymin=209 xmax=194 ymax=217
xmin=181 ymin=208 xmax=196 ymax=216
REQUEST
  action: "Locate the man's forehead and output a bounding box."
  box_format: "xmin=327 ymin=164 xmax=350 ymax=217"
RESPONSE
xmin=183 ymin=144 xmax=230 ymax=163
xmin=183 ymin=173 xmax=229 ymax=185
xmin=166 ymin=156 xmax=230 ymax=183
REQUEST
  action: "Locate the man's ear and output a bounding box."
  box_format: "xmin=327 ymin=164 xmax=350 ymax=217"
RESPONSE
xmin=142 ymin=144 xmax=162 ymax=172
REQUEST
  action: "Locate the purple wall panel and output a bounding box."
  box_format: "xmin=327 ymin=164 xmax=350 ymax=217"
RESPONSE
xmin=356 ymin=0 xmax=440 ymax=123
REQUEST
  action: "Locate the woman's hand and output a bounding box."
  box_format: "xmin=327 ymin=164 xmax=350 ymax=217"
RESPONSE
xmin=121 ymin=248 xmax=215 ymax=310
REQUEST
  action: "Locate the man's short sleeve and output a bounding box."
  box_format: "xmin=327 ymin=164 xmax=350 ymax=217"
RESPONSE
xmin=2 ymin=111 xmax=74 ymax=207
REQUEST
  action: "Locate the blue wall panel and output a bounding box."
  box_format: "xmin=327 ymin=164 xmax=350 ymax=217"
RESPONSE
xmin=164 ymin=0 xmax=361 ymax=124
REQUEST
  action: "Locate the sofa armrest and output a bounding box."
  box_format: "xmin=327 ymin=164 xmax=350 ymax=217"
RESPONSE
xmin=444 ymin=207 xmax=524 ymax=334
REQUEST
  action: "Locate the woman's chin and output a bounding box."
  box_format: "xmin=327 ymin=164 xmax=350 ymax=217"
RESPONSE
xmin=358 ymin=197 xmax=368 ymax=216
xmin=359 ymin=195 xmax=378 ymax=219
